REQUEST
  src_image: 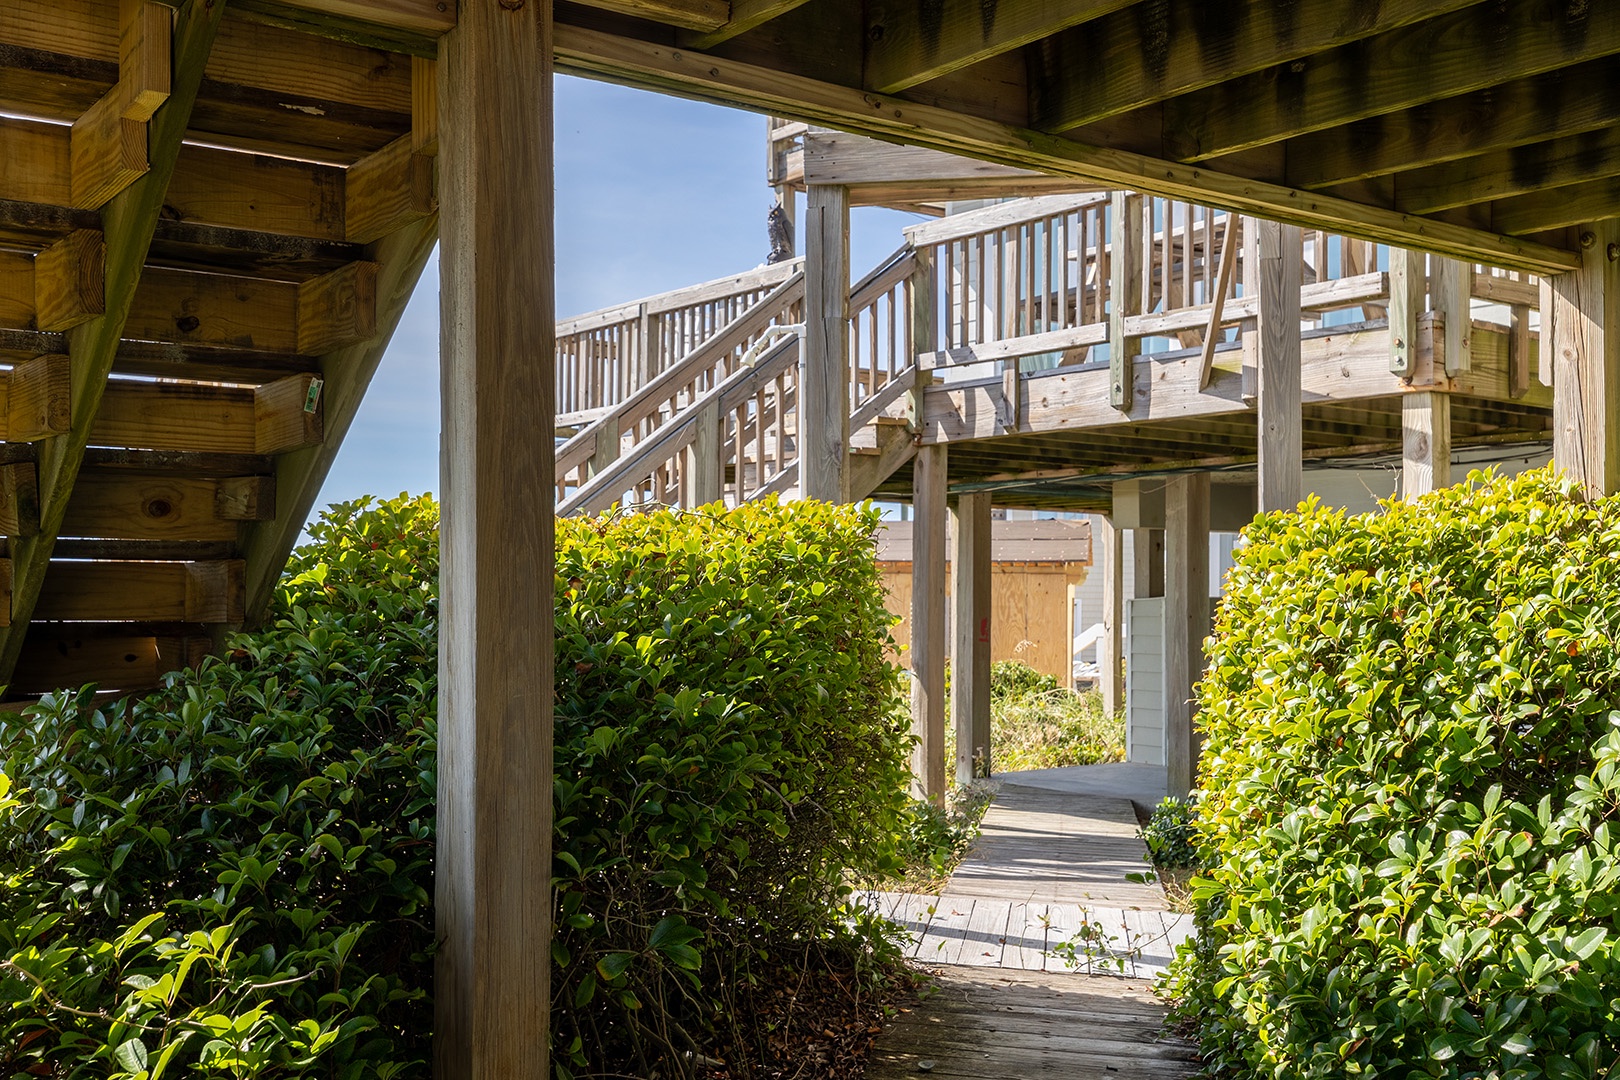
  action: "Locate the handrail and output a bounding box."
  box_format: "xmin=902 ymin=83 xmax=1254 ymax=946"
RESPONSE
xmin=848 ymin=366 xmax=915 ymax=430
xmin=560 ymin=334 xmax=801 ymax=516
xmin=748 ymin=461 xmax=798 ymax=502
xmin=923 ymin=324 xmax=1108 ymax=367
xmin=555 ymin=258 xmax=803 ymax=336
xmin=850 ymin=245 xmax=915 ymax=308
xmin=555 ymin=270 xmax=806 ymax=478
xmin=902 ymin=193 xmax=1111 ymax=248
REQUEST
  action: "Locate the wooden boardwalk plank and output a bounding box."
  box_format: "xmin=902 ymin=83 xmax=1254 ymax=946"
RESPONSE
xmin=1003 ymin=901 xmax=1046 ymax=971
xmin=863 ymin=773 xmax=1202 ymax=1075
xmin=918 ymin=898 xmax=977 ymax=965
xmin=959 ymin=897 xmax=1012 ymax=966
xmin=943 ymin=783 xmax=1166 ymax=908
xmin=866 ymin=967 xmax=1200 ymax=1080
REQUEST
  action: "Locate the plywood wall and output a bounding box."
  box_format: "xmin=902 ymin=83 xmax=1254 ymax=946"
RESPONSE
xmin=881 ymin=562 xmax=1089 ymax=682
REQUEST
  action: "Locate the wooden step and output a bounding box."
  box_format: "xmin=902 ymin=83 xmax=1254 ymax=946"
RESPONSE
xmin=59 ymin=472 xmax=273 ymax=541
xmin=3 ymin=115 xmax=429 ymax=251
xmin=0 ymin=5 xmax=413 ymax=164
xmin=12 ymin=626 xmax=211 ymax=696
xmin=51 ymin=539 xmax=239 ymax=562
xmin=0 ymin=369 xmax=324 ymax=455
xmin=0 ymin=249 xmax=377 ymax=353
xmin=31 ymin=560 xmax=245 ymax=623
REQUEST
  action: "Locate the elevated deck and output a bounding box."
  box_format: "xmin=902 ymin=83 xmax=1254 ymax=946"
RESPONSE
xmin=6 ymin=3 xmax=1616 ymax=1075
xmin=548 ymin=190 xmax=1548 ymax=517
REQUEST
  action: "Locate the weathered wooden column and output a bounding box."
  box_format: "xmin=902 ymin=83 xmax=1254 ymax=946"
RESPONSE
xmin=911 ymin=443 xmax=948 ymax=803
xmin=436 ymin=3 xmax=553 ymax=1078
xmin=1108 ymin=191 xmax=1145 ymax=412
xmin=688 ymin=400 xmax=725 ymax=506
xmin=1132 ymin=527 xmax=1164 ymax=598
xmin=1163 ymin=474 xmax=1209 ymax=800
xmin=1549 ymin=220 xmax=1620 ymax=499
xmin=1099 ymin=516 xmax=1124 ymax=715
xmin=802 ymin=184 xmax=850 ymax=502
xmin=950 ymin=491 xmax=992 ymax=783
xmin=1402 ymin=393 xmax=1451 ymax=498
xmin=1388 ymin=248 xmax=1427 ymax=380
xmin=1254 ymin=220 xmax=1302 ymax=512
xmin=1433 ymin=257 xmax=1473 ymax=376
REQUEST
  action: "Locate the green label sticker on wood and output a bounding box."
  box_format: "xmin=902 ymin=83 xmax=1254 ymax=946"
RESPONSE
xmin=304 ymin=378 xmax=324 ymax=414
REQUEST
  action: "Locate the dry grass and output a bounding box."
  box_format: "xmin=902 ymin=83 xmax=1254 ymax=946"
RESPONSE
xmin=944 ymin=661 xmax=1125 ymax=775
xmin=1157 ymin=867 xmax=1196 ymax=914
xmin=989 ymin=686 xmax=1124 ymax=773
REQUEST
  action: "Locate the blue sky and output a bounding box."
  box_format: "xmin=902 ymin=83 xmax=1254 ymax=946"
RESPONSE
xmin=315 ymin=77 xmax=926 ymax=511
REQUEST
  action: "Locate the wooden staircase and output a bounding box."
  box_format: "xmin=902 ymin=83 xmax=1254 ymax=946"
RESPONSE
xmin=552 ymin=242 xmax=931 ymax=516
xmin=0 ymin=1 xmax=442 ymax=701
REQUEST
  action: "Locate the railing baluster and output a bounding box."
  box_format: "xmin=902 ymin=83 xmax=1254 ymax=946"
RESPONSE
xmin=1022 ymin=222 xmax=1035 ymax=335
xmin=867 ymin=302 xmax=879 ymax=398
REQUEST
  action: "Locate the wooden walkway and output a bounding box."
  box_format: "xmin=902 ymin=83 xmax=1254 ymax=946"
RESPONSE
xmin=857 ymin=782 xmax=1194 ymax=979
xmin=946 ymin=785 xmax=1165 ymax=908
xmin=859 ymin=772 xmax=1201 ymax=1077
xmin=865 ymin=967 xmax=1202 ymax=1079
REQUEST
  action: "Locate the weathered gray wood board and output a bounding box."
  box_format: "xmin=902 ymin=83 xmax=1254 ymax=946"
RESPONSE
xmin=944 ymin=784 xmax=1165 ymax=909
xmin=865 ymin=967 xmax=1201 ymax=1080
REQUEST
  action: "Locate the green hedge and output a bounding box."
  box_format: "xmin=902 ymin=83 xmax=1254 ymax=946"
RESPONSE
xmin=550 ymin=499 xmax=912 ymax=1072
xmin=1170 ymin=468 xmax=1620 ymax=1078
xmin=0 ymin=495 xmax=911 ymax=1079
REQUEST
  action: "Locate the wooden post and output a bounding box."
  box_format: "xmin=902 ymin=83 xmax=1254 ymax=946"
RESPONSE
xmin=1509 ymin=303 xmax=1532 ymax=399
xmin=1255 ymin=220 xmax=1303 ymax=512
xmin=908 ymin=248 xmax=937 ymax=428
xmin=436 ymin=3 xmax=553 ymax=1078
xmin=1550 ymin=221 xmax=1620 ymax=499
xmin=1402 ymin=392 xmax=1452 ymax=498
xmin=587 ymin=414 xmax=620 ymax=480
xmin=689 ymin=400 xmax=724 ymax=505
xmin=802 ymin=184 xmax=850 ymax=502
xmin=910 ymin=443 xmax=948 ymax=804
xmin=1132 ymin=527 xmax=1164 ymax=599
xmin=1433 ymin=257 xmax=1473 ymax=376
xmin=1108 ymin=191 xmax=1144 ymax=412
xmin=1388 ymin=248 xmax=1427 ymax=378
xmin=635 ymin=302 xmax=655 ymax=389
xmin=950 ymin=490 xmax=992 ymax=784
xmin=1239 ymin=217 xmax=1258 ymax=403
xmin=1099 ymin=515 xmax=1124 ymax=716
xmin=1163 ymin=474 xmax=1209 ymax=800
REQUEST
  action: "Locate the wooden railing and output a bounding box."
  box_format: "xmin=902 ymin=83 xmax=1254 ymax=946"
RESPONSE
xmin=553 ymin=190 xmax=1545 ymax=514
xmin=560 ymin=335 xmax=802 ymax=515
xmin=554 ymin=259 xmax=803 ymax=428
xmin=848 ymin=246 xmax=916 ymax=412
xmin=555 ymin=269 xmax=806 ymax=507
xmin=905 ymin=193 xmax=1539 ymax=378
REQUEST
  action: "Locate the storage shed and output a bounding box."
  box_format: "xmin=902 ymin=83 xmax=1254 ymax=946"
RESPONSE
xmin=876 ymin=519 xmax=1091 ymax=684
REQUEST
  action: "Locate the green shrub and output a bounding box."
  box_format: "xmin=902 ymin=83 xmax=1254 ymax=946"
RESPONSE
xmin=1170 ymin=468 xmax=1620 ymax=1077
xmin=989 ymin=659 xmax=1059 ymax=700
xmin=882 ymin=783 xmax=997 ymax=888
xmin=0 ymin=495 xmax=912 ymax=1080
xmin=549 ymin=499 xmax=913 ymax=1072
xmin=1139 ymin=796 xmax=1198 ymax=872
xmin=0 ymin=494 xmax=441 ymax=1080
